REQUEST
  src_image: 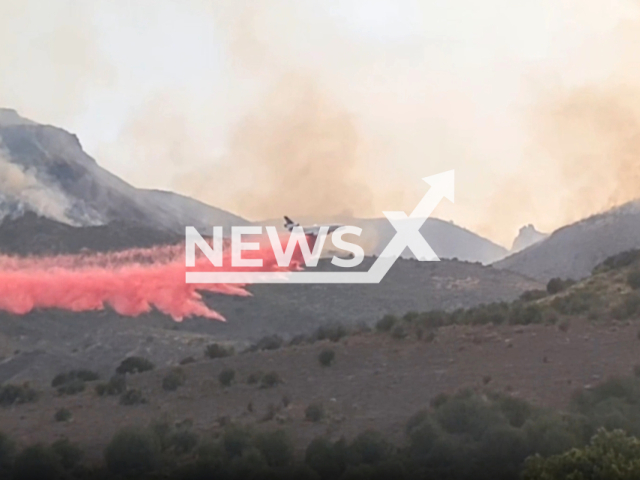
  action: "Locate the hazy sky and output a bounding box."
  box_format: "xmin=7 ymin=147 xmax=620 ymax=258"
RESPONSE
xmin=1 ymin=0 xmax=639 ymax=247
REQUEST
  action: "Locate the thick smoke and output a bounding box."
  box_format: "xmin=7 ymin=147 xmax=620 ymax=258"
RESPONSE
xmin=0 ymin=1 xmax=112 ymax=125
xmin=179 ymin=75 xmax=376 ymax=220
xmin=0 ymin=146 xmax=75 ymax=224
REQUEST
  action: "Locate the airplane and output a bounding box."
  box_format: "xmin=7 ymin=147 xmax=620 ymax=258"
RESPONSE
xmin=283 ymin=216 xmax=343 ymax=236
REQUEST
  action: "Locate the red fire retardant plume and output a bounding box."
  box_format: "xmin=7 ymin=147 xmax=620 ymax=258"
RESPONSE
xmin=0 ymin=234 xmax=310 ymax=321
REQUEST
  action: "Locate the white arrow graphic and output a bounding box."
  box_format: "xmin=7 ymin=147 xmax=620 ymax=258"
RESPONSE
xmin=186 ymin=170 xmax=454 ymax=284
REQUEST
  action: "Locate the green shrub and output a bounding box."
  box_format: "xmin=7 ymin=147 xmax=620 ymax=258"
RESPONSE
xmin=162 ymin=368 xmax=186 ymax=391
xmin=522 ymin=429 xmax=640 ymax=480
xmin=13 ymin=444 xmax=62 ymax=480
xmin=167 ymin=430 xmax=199 ymax=455
xmin=0 ymin=383 xmax=37 ymax=406
xmin=348 ymin=430 xmax=394 ymax=465
xmin=0 ymin=432 xmax=15 ymax=477
xmin=119 ymin=389 xmax=146 ymax=406
xmin=305 ymin=403 xmax=325 ymax=422
xmin=254 ymin=335 xmax=284 ymax=351
xmin=547 ymin=278 xmax=567 ymax=295
xmin=222 ymin=425 xmax=253 ymax=458
xmin=391 ymin=325 xmax=407 ymax=339
xmin=254 ymin=430 xmax=294 ymax=468
xmin=376 ymin=314 xmax=397 ymax=332
xmin=246 ymin=371 xmax=263 ymax=385
xmin=51 ymin=438 xmax=83 ymax=470
xmin=105 ymin=427 xmax=160 ymax=476
xmin=628 ymin=271 xmax=640 ymax=290
xmin=54 ymin=408 xmax=72 ymax=422
xmin=305 ymin=437 xmax=348 ymax=479
xmin=260 ymin=372 xmax=282 ymax=389
xmin=598 ymin=249 xmax=640 ymax=271
xmin=95 ymin=375 xmax=126 ymax=396
xmin=314 ymin=324 xmax=348 ymax=342
xmin=318 ymin=349 xmax=335 ymax=367
xmin=51 ymin=370 xmax=99 ymax=388
xmin=219 ymin=368 xmax=235 ymax=387
xmin=205 ymin=343 xmax=234 ymax=359
xmin=520 ymin=289 xmax=548 ymax=302
xmin=56 ymin=379 xmax=85 ymax=396
xmin=116 ymin=356 xmax=155 ymax=375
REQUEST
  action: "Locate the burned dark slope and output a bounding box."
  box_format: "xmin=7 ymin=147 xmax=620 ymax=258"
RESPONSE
xmin=0 ymin=212 xmax=180 ymax=255
xmin=191 ymin=256 xmax=542 ymax=340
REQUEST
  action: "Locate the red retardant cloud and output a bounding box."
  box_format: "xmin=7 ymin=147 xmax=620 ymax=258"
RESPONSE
xmin=0 ymin=234 xmax=309 ymax=321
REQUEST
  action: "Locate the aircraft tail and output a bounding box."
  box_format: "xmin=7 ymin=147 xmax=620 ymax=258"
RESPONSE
xmin=284 ymin=216 xmax=299 ymax=231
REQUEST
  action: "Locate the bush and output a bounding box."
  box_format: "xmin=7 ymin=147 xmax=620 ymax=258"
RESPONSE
xmin=0 ymin=432 xmax=13 ymax=478
xmin=105 ymin=428 xmax=160 ymax=476
xmin=51 ymin=370 xmax=99 ymax=388
xmin=222 ymin=425 xmax=253 ymax=458
xmin=0 ymin=383 xmax=37 ymax=406
xmin=520 ymin=289 xmax=548 ymax=302
xmin=247 ymin=371 xmax=263 ymax=385
xmin=628 ymin=271 xmax=640 ymax=290
xmin=219 ymin=368 xmax=236 ymax=387
xmin=119 ymin=389 xmax=146 ymax=406
xmin=547 ymin=278 xmax=568 ymax=295
xmin=305 ymin=403 xmax=325 ymax=422
xmin=179 ymin=356 xmax=196 ymax=365
xmin=56 ymin=379 xmax=85 ymax=396
xmin=522 ymin=429 xmax=640 ymax=480
xmin=162 ymin=368 xmax=186 ymax=391
xmin=318 ymin=349 xmax=335 ymax=367
xmin=305 ymin=437 xmax=348 ymax=479
xmin=348 ymin=430 xmax=394 ymax=465
xmin=95 ymin=375 xmax=126 ymax=396
xmin=205 ymin=343 xmax=235 ymax=359
xmin=54 ymin=408 xmax=72 ymax=422
xmin=13 ymin=444 xmax=62 ymax=480
xmin=51 ymin=438 xmax=83 ymax=470
xmin=391 ymin=325 xmax=407 ymax=339
xmin=314 ymin=324 xmax=349 ymax=342
xmin=376 ymin=314 xmax=397 ymax=332
xmin=167 ymin=430 xmax=199 ymax=455
xmin=260 ymin=372 xmax=282 ymax=389
xmin=254 ymin=430 xmax=294 ymax=468
xmin=598 ymin=249 xmax=640 ymax=271
xmin=116 ymin=356 xmax=155 ymax=375
xmin=254 ymin=335 xmax=284 ymax=351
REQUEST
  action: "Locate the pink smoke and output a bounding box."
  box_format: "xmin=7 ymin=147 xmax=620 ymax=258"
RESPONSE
xmin=0 ymin=234 xmax=308 ymax=321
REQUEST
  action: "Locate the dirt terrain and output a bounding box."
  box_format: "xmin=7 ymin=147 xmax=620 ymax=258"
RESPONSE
xmin=1 ymin=317 xmax=635 ymax=461
xmin=0 ymin=256 xmax=541 ymax=385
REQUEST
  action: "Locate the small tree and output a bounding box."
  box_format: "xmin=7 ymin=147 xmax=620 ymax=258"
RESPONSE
xmin=219 ymin=368 xmax=236 ymax=387
xmin=205 ymin=343 xmax=234 ymax=359
xmin=523 ymin=429 xmax=640 ymax=480
xmin=54 ymin=408 xmax=72 ymax=422
xmin=116 ymin=357 xmax=154 ymax=375
xmin=105 ymin=428 xmax=160 ymax=476
xmin=376 ymin=315 xmax=397 ymax=332
xmin=162 ymin=368 xmax=186 ymax=391
xmin=260 ymin=372 xmax=282 ymax=389
xmin=305 ymin=403 xmax=325 ymax=422
xmin=13 ymin=444 xmax=62 ymax=480
xmin=318 ymin=349 xmax=335 ymax=367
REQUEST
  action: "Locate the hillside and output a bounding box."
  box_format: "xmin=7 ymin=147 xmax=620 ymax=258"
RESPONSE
xmin=0 ymin=108 xmax=249 ymax=232
xmin=0 ymin=255 xmax=541 ymax=385
xmin=495 ymin=200 xmax=640 ymax=281
xmin=259 ymin=216 xmax=509 ymax=265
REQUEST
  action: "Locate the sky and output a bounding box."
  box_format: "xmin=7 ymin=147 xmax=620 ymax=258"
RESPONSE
xmin=1 ymin=0 xmax=639 ymax=247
